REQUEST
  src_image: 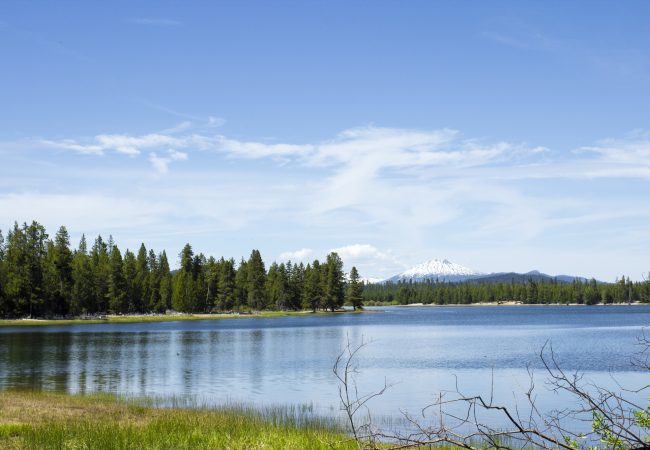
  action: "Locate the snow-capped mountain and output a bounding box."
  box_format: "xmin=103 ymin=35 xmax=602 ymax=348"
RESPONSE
xmin=384 ymin=258 xmax=484 ymax=283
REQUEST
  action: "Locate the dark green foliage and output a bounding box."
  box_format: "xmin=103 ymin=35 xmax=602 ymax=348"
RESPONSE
xmin=169 ymin=248 xmax=206 ymax=313
xmin=323 ymin=252 xmax=345 ymax=312
xmin=4 ymin=222 xmax=49 ymax=317
xmin=234 ymin=258 xmax=249 ymax=308
xmin=204 ymin=256 xmax=219 ymax=311
xmin=108 ymin=246 xmax=127 ymax=313
xmin=266 ymin=262 xmax=289 ymax=310
xmin=134 ymin=244 xmax=149 ymax=312
xmin=0 ymin=220 xmax=365 ymax=317
xmin=3 ymin=220 xmax=649 ymax=317
xmin=122 ymin=250 xmax=138 ymax=312
xmin=90 ymin=236 xmax=110 ymax=313
xmin=287 ymin=262 xmax=305 ymax=310
xmin=158 ymin=251 xmax=172 ymax=311
xmin=71 ymin=235 xmax=93 ymax=315
xmin=216 ymin=258 xmax=236 ymax=311
xmin=247 ymin=249 xmax=267 ymax=310
xmin=346 ymin=266 xmax=364 ymax=310
xmin=363 ymin=276 xmax=649 ymax=306
xmin=172 ymin=244 xmax=194 ymax=312
xmin=49 ymin=226 xmax=73 ymax=315
xmin=0 ymin=230 xmax=6 ymax=316
xmin=302 ymin=261 xmax=322 ymax=312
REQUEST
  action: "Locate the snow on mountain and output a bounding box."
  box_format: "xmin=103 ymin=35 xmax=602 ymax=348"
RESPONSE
xmin=384 ymin=258 xmax=484 ymax=283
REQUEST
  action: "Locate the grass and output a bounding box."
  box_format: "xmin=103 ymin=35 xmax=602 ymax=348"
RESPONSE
xmin=0 ymin=390 xmax=359 ymax=449
xmin=0 ymin=309 xmax=366 ymax=327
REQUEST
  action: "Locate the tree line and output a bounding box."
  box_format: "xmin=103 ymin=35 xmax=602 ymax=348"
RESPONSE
xmin=0 ymin=221 xmax=364 ymax=318
xmin=363 ymin=276 xmax=650 ymax=306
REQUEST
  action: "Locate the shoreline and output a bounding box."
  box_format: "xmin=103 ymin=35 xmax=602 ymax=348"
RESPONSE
xmin=0 ymin=309 xmax=366 ymax=327
xmin=394 ymin=301 xmax=647 ymax=307
xmin=0 ymin=390 xmax=353 ymax=449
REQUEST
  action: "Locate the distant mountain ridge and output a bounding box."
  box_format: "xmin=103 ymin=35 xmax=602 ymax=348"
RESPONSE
xmin=467 ymin=271 xmax=590 ymax=284
xmin=385 ymin=258 xmax=483 ymax=283
xmin=381 ymin=259 xmax=590 ymax=285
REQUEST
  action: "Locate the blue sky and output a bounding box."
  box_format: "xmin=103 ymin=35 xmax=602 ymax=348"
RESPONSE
xmin=1 ymin=1 xmax=649 ymax=281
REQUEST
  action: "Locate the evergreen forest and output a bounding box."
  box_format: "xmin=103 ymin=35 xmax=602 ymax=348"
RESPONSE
xmin=0 ymin=221 xmax=364 ymax=318
xmin=363 ymin=276 xmax=650 ymax=306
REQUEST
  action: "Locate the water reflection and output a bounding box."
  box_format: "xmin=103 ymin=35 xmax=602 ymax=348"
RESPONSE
xmin=0 ymin=306 xmax=648 ymax=428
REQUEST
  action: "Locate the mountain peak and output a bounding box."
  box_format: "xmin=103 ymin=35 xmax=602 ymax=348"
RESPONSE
xmin=385 ymin=258 xmax=483 ymax=283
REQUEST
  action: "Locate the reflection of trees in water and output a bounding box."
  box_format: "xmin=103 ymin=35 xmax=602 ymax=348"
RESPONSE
xmin=0 ymin=332 xmax=72 ymax=391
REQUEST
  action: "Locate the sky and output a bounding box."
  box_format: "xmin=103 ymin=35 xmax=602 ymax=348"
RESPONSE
xmin=1 ymin=1 xmax=649 ymax=281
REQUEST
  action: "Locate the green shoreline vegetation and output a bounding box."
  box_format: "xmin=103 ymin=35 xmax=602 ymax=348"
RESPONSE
xmin=0 ymin=221 xmax=365 ymax=321
xmin=0 ymin=309 xmax=366 ymax=327
xmin=0 ymin=390 xmax=358 ymax=449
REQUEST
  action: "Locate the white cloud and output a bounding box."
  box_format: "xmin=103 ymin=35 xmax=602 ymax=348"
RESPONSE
xmin=278 ymin=248 xmax=313 ymax=261
xmin=27 ymin=126 xmax=650 ymax=280
xmin=148 ymin=149 xmax=188 ymax=174
xmin=216 ymin=137 xmax=313 ymax=159
xmin=579 ymin=132 xmax=650 ymax=165
xmin=329 ymin=244 xmax=406 ymax=279
xmin=160 ymin=121 xmax=193 ymax=134
xmin=330 ymin=244 xmax=388 ymax=261
xmin=208 ymin=116 xmax=226 ymax=127
xmin=41 ymin=138 xmax=104 ymax=155
xmin=43 ymin=133 xmax=185 ymax=157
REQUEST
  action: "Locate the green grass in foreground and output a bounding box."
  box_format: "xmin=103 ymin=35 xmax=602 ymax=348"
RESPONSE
xmin=0 ymin=309 xmax=367 ymax=327
xmin=0 ymin=390 xmax=358 ymax=449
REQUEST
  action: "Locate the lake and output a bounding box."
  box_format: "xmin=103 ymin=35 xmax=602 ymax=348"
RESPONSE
xmin=1 ymin=305 xmax=648 ymax=435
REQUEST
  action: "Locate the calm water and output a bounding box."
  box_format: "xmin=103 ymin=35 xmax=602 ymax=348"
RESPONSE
xmin=1 ymin=306 xmax=648 ymax=431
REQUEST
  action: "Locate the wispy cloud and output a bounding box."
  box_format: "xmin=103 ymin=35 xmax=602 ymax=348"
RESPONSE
xmin=148 ymin=149 xmax=188 ymax=174
xmin=42 ymin=133 xmax=185 ymax=156
xmin=278 ymin=248 xmax=313 ymax=261
xmin=579 ymin=131 xmax=650 ymax=165
xmin=480 ymin=16 xmax=555 ymax=52
xmin=18 ymin=125 xmax=650 ymax=279
xmin=330 ymin=244 xmax=405 ymax=276
xmin=330 ymin=244 xmax=389 ymax=261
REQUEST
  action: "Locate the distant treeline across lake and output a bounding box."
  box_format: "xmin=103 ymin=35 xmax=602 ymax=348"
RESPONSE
xmin=363 ymin=275 xmax=650 ymax=305
xmin=0 ymin=221 xmax=364 ymax=318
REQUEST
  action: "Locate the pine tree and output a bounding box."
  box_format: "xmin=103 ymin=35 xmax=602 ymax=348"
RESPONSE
xmin=71 ymin=235 xmax=93 ymax=315
xmin=91 ymin=236 xmax=110 ymax=313
xmin=0 ymin=229 xmax=6 ymax=315
xmin=158 ymin=251 xmax=172 ymax=311
xmin=108 ymin=246 xmax=127 ymax=312
xmin=172 ymin=244 xmax=194 ymax=312
xmin=4 ymin=223 xmax=26 ymax=316
xmin=192 ymin=253 xmax=207 ymax=312
xmin=287 ymin=262 xmax=305 ymax=310
xmin=234 ymin=258 xmax=248 ymax=309
xmin=147 ymin=250 xmax=161 ymax=312
xmin=247 ymin=249 xmax=266 ymax=310
xmin=346 ymin=266 xmax=364 ymax=310
xmin=323 ymin=252 xmax=345 ymax=311
xmin=134 ymin=243 xmax=149 ymax=312
xmin=4 ymin=222 xmax=49 ymax=317
xmin=217 ymin=258 xmax=236 ymax=311
xmin=302 ymin=261 xmax=322 ymax=312
xmin=122 ymin=250 xmax=137 ymax=312
xmin=205 ymin=256 xmax=219 ymax=311
xmin=50 ymin=226 xmax=73 ymax=315
xmin=266 ymin=262 xmax=289 ymax=310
